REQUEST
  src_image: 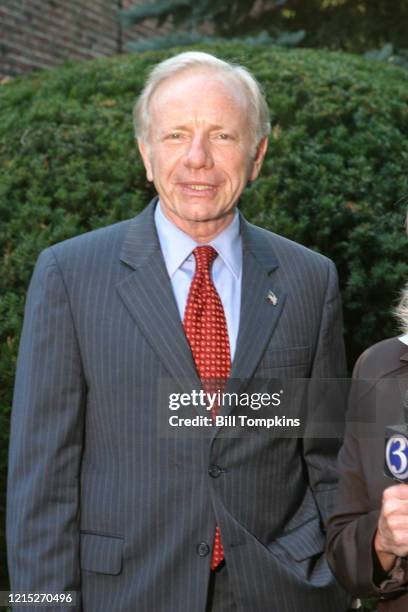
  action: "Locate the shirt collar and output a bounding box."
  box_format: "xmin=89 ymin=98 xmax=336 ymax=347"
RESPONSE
xmin=154 ymin=200 xmax=242 ymax=279
xmin=210 ymin=211 xmax=241 ymax=279
xmin=155 ymin=201 xmax=196 ymax=278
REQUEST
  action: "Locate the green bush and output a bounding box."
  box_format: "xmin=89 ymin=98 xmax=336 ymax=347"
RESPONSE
xmin=1 ymin=45 xmax=407 ymax=598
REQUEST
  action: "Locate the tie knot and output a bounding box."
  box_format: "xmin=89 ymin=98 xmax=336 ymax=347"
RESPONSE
xmin=193 ymin=246 xmax=217 ymax=272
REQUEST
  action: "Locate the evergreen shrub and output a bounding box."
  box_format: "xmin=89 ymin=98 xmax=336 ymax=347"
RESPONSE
xmin=1 ymin=44 xmax=407 ymax=589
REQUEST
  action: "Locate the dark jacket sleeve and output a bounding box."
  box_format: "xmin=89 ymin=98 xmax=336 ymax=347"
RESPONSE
xmin=6 ymin=247 xmax=85 ymax=611
xmin=326 ymin=353 xmax=408 ymax=601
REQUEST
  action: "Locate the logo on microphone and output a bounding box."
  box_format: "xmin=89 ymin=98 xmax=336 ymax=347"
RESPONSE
xmin=385 ymin=433 xmax=408 ymax=481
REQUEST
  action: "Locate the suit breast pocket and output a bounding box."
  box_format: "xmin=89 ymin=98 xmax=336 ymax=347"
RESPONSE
xmin=80 ymin=532 xmax=124 ymax=575
xmin=259 ymin=346 xmax=311 ymax=372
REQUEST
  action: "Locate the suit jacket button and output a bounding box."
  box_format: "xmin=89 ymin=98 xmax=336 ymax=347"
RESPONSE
xmin=208 ymin=465 xmax=222 ymax=478
xmin=197 ymin=542 xmax=210 ymax=557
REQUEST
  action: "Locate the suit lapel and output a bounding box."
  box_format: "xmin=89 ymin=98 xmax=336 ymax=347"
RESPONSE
xmin=221 ymin=218 xmax=286 ymax=412
xmin=116 ymin=199 xmax=201 ymax=393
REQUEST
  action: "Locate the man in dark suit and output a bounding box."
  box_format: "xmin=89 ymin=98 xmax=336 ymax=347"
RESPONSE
xmin=7 ymin=51 xmax=349 ymax=611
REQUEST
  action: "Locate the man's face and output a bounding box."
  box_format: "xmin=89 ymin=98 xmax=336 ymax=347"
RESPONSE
xmin=138 ymin=69 xmax=267 ymax=240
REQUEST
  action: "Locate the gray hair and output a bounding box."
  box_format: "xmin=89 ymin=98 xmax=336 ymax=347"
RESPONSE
xmin=395 ymin=283 xmax=408 ymax=334
xmin=133 ymin=51 xmax=270 ymax=152
xmin=394 ymin=210 xmax=408 ymax=333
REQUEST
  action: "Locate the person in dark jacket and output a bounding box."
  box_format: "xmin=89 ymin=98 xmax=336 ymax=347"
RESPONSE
xmin=327 ymin=219 xmax=408 ymax=612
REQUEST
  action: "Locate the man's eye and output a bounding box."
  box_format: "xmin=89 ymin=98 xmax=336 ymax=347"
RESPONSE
xmin=169 ymin=132 xmax=181 ymax=139
xmin=217 ymin=133 xmax=231 ymax=140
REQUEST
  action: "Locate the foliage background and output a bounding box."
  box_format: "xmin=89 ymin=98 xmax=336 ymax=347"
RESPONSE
xmin=1 ymin=43 xmax=407 ymax=611
xmin=120 ymin=0 xmax=408 ymax=70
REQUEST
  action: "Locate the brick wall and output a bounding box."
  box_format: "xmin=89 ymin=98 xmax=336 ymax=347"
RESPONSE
xmin=0 ymin=0 xmax=169 ymax=78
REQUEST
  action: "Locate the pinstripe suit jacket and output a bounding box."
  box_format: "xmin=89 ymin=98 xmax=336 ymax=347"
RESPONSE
xmin=7 ymin=199 xmax=350 ymax=611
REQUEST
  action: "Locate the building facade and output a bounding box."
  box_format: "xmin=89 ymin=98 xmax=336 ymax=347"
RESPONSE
xmin=0 ymin=0 xmax=166 ymax=78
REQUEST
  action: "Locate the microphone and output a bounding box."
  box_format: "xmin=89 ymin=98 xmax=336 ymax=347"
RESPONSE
xmin=384 ymin=391 xmax=408 ymax=482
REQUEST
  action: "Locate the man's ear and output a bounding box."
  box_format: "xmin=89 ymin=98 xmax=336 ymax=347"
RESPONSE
xmin=137 ymin=139 xmax=154 ymax=182
xmin=248 ymin=137 xmax=268 ymax=182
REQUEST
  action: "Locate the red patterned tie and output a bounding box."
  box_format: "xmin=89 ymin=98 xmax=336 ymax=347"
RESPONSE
xmin=183 ymin=246 xmax=231 ymax=570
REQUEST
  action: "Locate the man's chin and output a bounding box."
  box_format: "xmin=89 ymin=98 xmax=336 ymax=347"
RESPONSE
xmin=182 ymin=211 xmax=233 ymax=225
xmin=160 ymin=199 xmax=235 ymax=233
xmin=177 ymin=202 xmax=235 ymax=222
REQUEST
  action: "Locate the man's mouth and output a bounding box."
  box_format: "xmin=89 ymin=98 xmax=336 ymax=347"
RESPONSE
xmin=180 ymin=183 xmax=217 ymax=194
xmin=189 ymin=184 xmax=212 ymax=191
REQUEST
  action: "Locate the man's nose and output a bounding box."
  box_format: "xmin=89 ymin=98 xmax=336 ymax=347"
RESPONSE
xmin=184 ymin=135 xmax=213 ymax=169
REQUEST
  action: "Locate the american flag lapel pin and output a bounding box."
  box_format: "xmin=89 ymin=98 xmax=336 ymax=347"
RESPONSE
xmin=266 ymin=290 xmax=278 ymax=306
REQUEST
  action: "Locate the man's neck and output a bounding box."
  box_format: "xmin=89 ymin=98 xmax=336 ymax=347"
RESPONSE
xmin=159 ymin=204 xmax=236 ymax=243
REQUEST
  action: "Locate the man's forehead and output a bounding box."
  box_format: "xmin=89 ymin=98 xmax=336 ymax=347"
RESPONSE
xmin=150 ymin=67 xmax=248 ymax=112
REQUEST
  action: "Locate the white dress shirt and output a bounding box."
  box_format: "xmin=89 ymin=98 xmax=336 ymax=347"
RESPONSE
xmin=154 ymin=201 xmax=242 ymax=361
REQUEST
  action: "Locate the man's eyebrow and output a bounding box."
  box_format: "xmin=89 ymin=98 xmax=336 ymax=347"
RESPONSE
xmin=166 ymin=125 xmax=189 ymax=131
xmin=163 ymin=123 xmax=234 ymax=131
xmin=209 ymin=125 xmax=233 ymax=131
